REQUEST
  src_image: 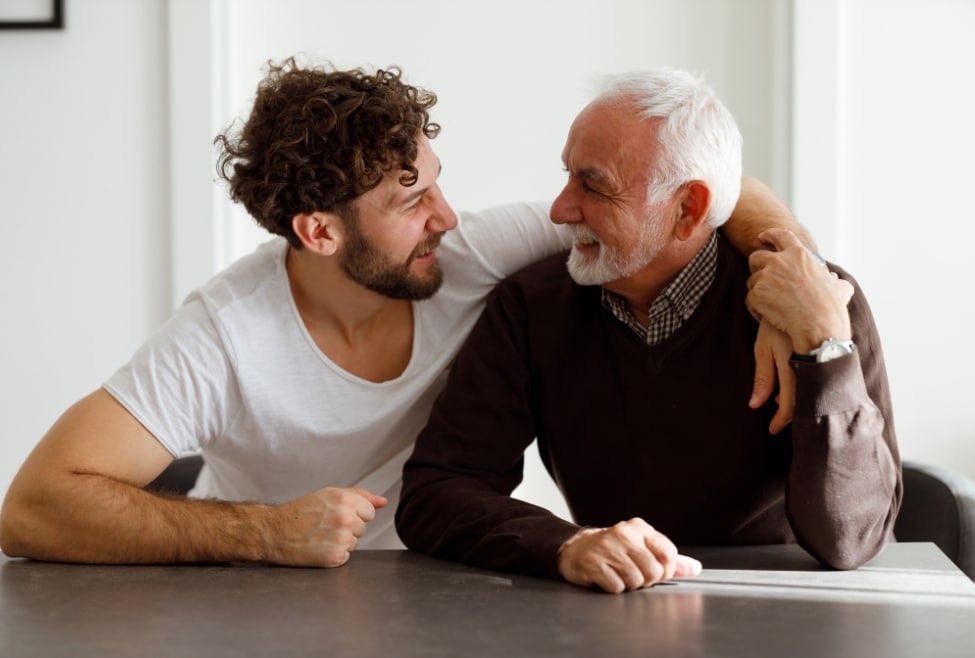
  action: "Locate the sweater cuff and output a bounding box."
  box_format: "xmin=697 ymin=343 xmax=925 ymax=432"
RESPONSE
xmin=790 ymin=351 xmax=869 ymax=418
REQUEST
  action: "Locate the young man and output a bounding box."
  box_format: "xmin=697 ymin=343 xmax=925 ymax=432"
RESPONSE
xmin=396 ymin=69 xmax=900 ymax=592
xmin=1 ymin=59 xmax=813 ymax=568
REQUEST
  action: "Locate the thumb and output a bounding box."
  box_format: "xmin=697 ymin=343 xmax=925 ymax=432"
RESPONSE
xmin=354 ymin=488 xmax=389 ymax=509
xmin=675 ymin=554 xmax=702 ymax=578
xmin=757 ymin=227 xmax=802 ymax=253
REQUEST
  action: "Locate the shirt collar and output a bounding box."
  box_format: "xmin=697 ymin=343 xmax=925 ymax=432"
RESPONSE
xmin=600 ymin=230 xmax=719 ymax=344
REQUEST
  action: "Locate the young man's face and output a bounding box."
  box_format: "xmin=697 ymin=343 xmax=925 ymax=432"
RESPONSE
xmin=339 ymin=137 xmax=457 ymax=300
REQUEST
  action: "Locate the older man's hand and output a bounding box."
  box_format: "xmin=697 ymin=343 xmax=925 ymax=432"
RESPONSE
xmin=556 ymin=518 xmax=702 ymax=594
xmin=746 ymin=228 xmax=853 ymax=354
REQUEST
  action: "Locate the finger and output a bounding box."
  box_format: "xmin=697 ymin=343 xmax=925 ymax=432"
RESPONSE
xmin=627 ymin=546 xmax=666 ymax=588
xmin=351 ymin=488 xmax=388 ymax=515
xmin=744 ymin=290 xmax=764 ymax=323
xmin=769 ymin=358 xmax=796 ymax=434
xmin=593 ymin=565 xmax=627 ymax=594
xmin=615 ymin=557 xmax=655 ymax=592
xmin=750 ymin=341 xmax=776 ymax=410
xmin=757 ymin=227 xmax=803 ymax=252
xmin=323 ymin=550 xmax=352 ymax=568
xmin=350 ymin=516 xmax=368 ymax=538
xmin=747 ymin=249 xmax=774 ymax=274
xmin=640 ymin=528 xmax=679 ymax=584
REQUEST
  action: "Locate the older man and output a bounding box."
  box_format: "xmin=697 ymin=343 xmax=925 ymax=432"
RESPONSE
xmin=396 ymin=69 xmax=900 ymax=593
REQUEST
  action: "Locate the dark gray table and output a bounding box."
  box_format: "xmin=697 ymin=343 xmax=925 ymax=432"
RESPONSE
xmin=2 ymin=543 xmax=973 ymax=657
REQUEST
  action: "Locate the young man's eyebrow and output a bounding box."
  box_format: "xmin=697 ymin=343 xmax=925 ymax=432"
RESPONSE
xmin=396 ymin=161 xmax=443 ymax=206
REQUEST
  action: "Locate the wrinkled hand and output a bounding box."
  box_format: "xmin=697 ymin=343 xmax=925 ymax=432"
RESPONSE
xmin=750 ymin=320 xmax=796 ymax=434
xmin=557 ymin=518 xmax=702 ymax=594
xmin=747 ymin=228 xmax=853 ymax=354
xmin=270 ymin=486 xmax=387 ymax=568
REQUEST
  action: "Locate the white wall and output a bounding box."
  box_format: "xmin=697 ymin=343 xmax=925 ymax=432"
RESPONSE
xmin=790 ymin=0 xmax=975 ymax=481
xmin=830 ymin=0 xmax=975 ymax=476
xmin=0 ymin=0 xmax=170 ymax=503
xmin=2 ymin=0 xmax=973 ymax=519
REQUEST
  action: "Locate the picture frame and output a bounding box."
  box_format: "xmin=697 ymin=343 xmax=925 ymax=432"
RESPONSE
xmin=0 ymin=0 xmax=64 ymax=30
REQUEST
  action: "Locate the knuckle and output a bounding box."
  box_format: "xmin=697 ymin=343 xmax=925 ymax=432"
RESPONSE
xmin=645 ymin=561 xmax=665 ymax=585
xmin=322 ymin=548 xmax=350 ymax=567
xmin=324 ymin=509 xmax=358 ymax=530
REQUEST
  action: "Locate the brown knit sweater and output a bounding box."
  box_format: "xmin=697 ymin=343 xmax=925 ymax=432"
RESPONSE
xmin=396 ymin=238 xmax=901 ymax=580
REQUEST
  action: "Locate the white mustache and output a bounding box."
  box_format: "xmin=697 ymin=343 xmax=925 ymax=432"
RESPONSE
xmin=567 ymin=225 xmax=600 ymax=245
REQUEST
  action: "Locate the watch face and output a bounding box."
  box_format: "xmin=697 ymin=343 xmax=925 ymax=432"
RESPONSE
xmin=816 ymin=339 xmax=855 ymax=363
xmin=820 ymin=344 xmax=846 ymax=361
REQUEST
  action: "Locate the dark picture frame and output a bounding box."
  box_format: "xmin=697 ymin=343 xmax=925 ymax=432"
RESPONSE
xmin=0 ymin=0 xmax=63 ymax=30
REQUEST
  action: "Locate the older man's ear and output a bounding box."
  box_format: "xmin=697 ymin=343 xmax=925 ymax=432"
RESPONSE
xmin=674 ymin=180 xmax=711 ymax=241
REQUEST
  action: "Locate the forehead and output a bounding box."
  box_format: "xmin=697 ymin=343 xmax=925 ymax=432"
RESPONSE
xmin=562 ymin=100 xmax=659 ymax=183
xmin=361 ymin=136 xmax=439 ymax=208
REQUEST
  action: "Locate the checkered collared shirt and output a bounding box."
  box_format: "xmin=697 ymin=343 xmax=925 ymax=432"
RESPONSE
xmin=601 ymin=231 xmax=719 ymax=346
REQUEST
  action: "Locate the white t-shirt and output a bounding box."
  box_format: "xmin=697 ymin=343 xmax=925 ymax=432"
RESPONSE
xmin=103 ymin=202 xmax=570 ymax=548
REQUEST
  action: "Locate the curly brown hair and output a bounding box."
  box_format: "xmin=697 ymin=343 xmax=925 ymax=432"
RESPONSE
xmin=215 ymin=57 xmax=441 ymax=248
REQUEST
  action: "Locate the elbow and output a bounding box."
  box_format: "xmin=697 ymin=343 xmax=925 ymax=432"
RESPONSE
xmin=0 ymin=500 xmax=34 ymax=559
xmin=393 ymin=494 xmax=423 ymax=553
xmin=802 ymin=525 xmax=890 ymax=572
xmin=0 ymin=482 xmax=62 ymax=560
xmin=816 ymin=546 xmax=877 ymax=572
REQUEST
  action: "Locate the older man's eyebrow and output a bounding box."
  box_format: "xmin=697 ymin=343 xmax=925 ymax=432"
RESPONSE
xmin=564 ymin=163 xmax=613 ymax=188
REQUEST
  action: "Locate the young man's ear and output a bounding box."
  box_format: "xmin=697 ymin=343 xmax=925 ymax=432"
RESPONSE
xmin=292 ymin=211 xmax=342 ymax=255
xmin=674 ymin=180 xmax=711 ymax=241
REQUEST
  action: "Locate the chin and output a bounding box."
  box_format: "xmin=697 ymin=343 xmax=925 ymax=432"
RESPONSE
xmin=566 ymin=259 xmax=610 ymax=286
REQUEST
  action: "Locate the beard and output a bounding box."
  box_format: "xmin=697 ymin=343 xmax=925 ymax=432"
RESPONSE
xmin=566 ymin=212 xmax=667 ymax=286
xmin=340 ymin=223 xmax=445 ymax=301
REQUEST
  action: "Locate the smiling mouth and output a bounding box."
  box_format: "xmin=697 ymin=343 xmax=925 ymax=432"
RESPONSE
xmin=567 ymin=225 xmax=600 ymax=249
xmin=411 ymin=233 xmax=443 ymax=261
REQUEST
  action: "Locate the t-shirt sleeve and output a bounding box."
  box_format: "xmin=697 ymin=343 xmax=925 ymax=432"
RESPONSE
xmin=454 ymin=201 xmax=573 ymax=283
xmin=102 ymin=296 xmax=240 ymax=457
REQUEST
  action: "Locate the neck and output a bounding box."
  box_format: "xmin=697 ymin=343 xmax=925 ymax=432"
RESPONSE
xmin=285 ymin=247 xmax=408 ymax=342
xmin=603 ymin=229 xmax=713 ymax=316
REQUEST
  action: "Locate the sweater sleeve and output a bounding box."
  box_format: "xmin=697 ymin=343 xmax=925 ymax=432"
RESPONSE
xmin=396 ymin=280 xmax=580 ymax=579
xmin=785 ymin=266 xmax=902 ymax=570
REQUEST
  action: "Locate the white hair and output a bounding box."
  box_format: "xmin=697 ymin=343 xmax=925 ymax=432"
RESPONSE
xmin=594 ymin=69 xmax=743 ymax=227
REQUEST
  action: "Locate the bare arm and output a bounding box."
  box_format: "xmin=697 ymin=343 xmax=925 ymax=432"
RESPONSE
xmin=724 ymin=176 xmax=818 ymax=255
xmin=724 ymin=176 xmax=819 ymax=432
xmin=0 ymin=389 xmax=384 ymax=566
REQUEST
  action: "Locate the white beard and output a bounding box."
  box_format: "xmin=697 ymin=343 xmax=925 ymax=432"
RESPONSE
xmin=565 ymin=218 xmax=667 ymax=286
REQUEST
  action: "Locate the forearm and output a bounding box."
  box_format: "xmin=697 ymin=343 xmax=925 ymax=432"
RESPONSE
xmin=785 ymin=277 xmax=900 ymax=569
xmin=724 ymin=176 xmax=818 ymax=255
xmin=786 ymin=356 xmax=897 ymax=569
xmin=1 ymin=471 xmax=276 ymax=564
xmin=397 ymin=468 xmax=578 ymax=578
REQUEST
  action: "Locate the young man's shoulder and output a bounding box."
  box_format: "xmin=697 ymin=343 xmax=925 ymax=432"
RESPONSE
xmin=189 ymin=237 xmax=288 ymax=311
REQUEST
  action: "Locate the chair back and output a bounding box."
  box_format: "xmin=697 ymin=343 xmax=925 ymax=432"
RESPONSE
xmin=145 ymin=454 xmax=204 ymax=496
xmin=894 ymin=460 xmax=975 ymax=581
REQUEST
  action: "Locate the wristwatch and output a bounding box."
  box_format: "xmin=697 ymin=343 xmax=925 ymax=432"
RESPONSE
xmin=806 ymin=337 xmax=856 ymax=363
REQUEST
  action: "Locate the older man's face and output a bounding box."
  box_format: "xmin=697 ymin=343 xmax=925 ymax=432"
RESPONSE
xmin=550 ymin=100 xmax=677 ymax=288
